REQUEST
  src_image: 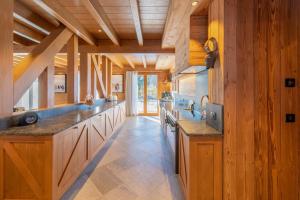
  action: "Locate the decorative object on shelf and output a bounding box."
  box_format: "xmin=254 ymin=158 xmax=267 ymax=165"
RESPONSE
xmin=54 ymin=74 xmax=67 ymax=93
xmin=204 ymin=37 xmax=219 ymax=69
xmin=85 ymin=95 xmax=95 ymax=106
xmin=112 ymin=74 xmax=123 ymax=93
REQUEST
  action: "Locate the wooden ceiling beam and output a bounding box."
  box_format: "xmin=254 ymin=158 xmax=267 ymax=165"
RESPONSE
xmin=81 ymin=0 xmax=119 ymax=46
xmin=123 ymin=55 xmax=135 ymax=69
xmin=32 ymin=0 xmax=95 ymax=45
xmin=142 ymin=55 xmax=147 ymax=68
xmin=14 ymin=21 xmax=45 ymax=44
xmin=14 ymin=0 xmax=56 ymax=35
xmin=13 ymin=26 xmax=73 ymax=104
xmin=14 ymin=40 xmax=175 ymax=54
xmin=104 ymin=54 xmax=124 ymax=69
xmin=129 ymin=0 xmax=143 ymax=46
xmin=13 ymin=33 xmax=35 ymax=46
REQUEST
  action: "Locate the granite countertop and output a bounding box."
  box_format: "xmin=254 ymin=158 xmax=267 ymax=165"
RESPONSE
xmin=0 ymin=101 xmax=124 ymax=136
xmin=177 ymin=120 xmax=222 ymax=137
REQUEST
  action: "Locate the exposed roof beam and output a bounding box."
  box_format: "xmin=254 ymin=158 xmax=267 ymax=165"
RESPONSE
xmin=14 ymin=1 xmax=56 ymax=35
xmin=14 ymin=40 xmax=175 ymax=54
xmin=155 ymin=55 xmax=174 ymax=70
xmin=124 ymin=55 xmax=135 ymax=69
xmin=104 ymin=54 xmax=124 ymax=68
xmin=129 ymin=0 xmax=143 ymax=46
xmin=13 ymin=33 xmax=35 ymax=46
xmin=33 ymin=0 xmax=96 ymax=45
xmin=14 ymin=21 xmax=45 ymax=43
xmin=142 ymin=55 xmax=147 ymax=68
xmin=81 ymin=0 xmax=119 ymax=45
xmin=13 ymin=26 xmax=73 ymax=104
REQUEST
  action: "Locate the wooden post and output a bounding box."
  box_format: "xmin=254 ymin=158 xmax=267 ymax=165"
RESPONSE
xmin=38 ymin=63 xmax=54 ymax=108
xmin=91 ymin=55 xmax=96 ymax=98
xmin=0 ymin=0 xmax=13 ymax=117
xmin=101 ymin=55 xmax=108 ymax=93
xmin=67 ymin=35 xmax=79 ymax=104
xmin=80 ymin=52 xmax=91 ymax=101
xmin=107 ymin=59 xmax=112 ymax=97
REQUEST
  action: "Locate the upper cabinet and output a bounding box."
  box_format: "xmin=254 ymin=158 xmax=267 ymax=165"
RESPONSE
xmin=175 ymin=16 xmax=208 ymax=74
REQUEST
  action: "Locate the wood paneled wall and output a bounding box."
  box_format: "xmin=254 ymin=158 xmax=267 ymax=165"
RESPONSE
xmin=221 ymin=0 xmax=300 ymax=199
xmin=208 ymin=0 xmax=224 ymax=104
xmin=0 ymin=0 xmax=13 ymax=117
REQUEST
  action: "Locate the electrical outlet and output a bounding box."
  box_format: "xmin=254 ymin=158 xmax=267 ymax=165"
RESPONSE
xmin=286 ymin=114 xmax=296 ymax=123
xmin=285 ymin=78 xmax=296 ymax=87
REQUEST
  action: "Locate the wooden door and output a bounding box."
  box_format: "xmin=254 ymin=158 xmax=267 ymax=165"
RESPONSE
xmin=89 ymin=113 xmax=106 ymax=159
xmin=105 ymin=108 xmax=114 ymax=139
xmin=53 ymin=121 xmax=89 ymax=198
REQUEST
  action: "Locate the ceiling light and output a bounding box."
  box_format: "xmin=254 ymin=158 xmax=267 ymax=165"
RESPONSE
xmin=98 ymin=29 xmax=102 ymax=32
xmin=192 ymin=1 xmax=199 ymax=6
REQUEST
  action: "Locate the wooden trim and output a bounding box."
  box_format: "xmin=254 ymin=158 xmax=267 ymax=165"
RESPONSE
xmin=13 ymin=26 xmax=73 ymax=104
xmin=33 ymin=0 xmax=95 ymax=45
xmin=81 ymin=0 xmax=119 ymax=46
xmin=0 ymin=0 xmax=13 ymax=117
xmin=129 ymin=0 xmax=143 ymax=46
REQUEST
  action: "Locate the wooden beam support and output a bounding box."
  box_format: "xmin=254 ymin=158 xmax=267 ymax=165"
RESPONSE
xmin=38 ymin=64 xmax=54 ymax=108
xmin=14 ymin=20 xmax=45 ymax=43
xmin=14 ymin=0 xmax=56 ymax=35
xmin=33 ymin=0 xmax=95 ymax=45
xmin=13 ymin=26 xmax=73 ymax=104
xmin=14 ymin=40 xmax=175 ymax=54
xmin=129 ymin=0 xmax=143 ymax=46
xmin=142 ymin=55 xmax=147 ymax=68
xmin=13 ymin=33 xmax=35 ymax=46
xmin=0 ymin=0 xmax=13 ymax=117
xmin=81 ymin=0 xmax=119 ymax=46
xmin=80 ymin=52 xmax=91 ymax=101
xmin=124 ymin=55 xmax=135 ymax=69
xmin=107 ymin=59 xmax=112 ymax=97
xmin=101 ymin=55 xmax=108 ymax=94
xmin=91 ymin=54 xmax=107 ymax=98
xmin=105 ymin=54 xmax=124 ymax=68
xmin=67 ymin=35 xmax=79 ymax=104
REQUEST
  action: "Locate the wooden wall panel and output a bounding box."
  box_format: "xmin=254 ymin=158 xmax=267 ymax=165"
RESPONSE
xmin=208 ymin=0 xmax=224 ymax=104
xmin=222 ymin=0 xmax=300 ymax=199
xmin=0 ymin=0 xmax=13 ymax=117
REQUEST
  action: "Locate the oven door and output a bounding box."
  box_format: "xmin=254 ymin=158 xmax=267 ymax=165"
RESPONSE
xmin=165 ymin=116 xmax=179 ymax=173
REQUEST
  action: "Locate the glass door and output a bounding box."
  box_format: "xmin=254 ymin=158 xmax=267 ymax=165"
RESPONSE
xmin=137 ymin=73 xmax=159 ymax=115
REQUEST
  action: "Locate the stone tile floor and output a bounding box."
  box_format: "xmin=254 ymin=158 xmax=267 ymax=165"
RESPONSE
xmin=61 ymin=116 xmax=184 ymax=200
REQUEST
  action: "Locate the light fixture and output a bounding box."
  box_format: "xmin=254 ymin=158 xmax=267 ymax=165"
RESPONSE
xmin=98 ymin=29 xmax=102 ymax=32
xmin=192 ymin=1 xmax=199 ymax=6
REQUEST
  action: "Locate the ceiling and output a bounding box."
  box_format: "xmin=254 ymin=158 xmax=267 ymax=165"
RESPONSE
xmin=13 ymin=0 xmax=176 ymax=71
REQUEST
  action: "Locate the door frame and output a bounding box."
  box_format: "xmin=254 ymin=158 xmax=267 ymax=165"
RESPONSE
xmin=138 ymin=72 xmax=159 ymax=116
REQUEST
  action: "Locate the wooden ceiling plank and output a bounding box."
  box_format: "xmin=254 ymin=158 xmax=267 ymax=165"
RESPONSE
xmin=14 ymin=1 xmax=56 ymax=35
xmin=81 ymin=0 xmax=119 ymax=45
xmin=124 ymin=55 xmax=135 ymax=69
xmin=13 ymin=26 xmax=73 ymax=104
xmin=14 ymin=21 xmax=45 ymax=44
xmin=32 ymin=0 xmax=95 ymax=45
xmin=142 ymin=55 xmax=147 ymax=68
xmin=129 ymin=0 xmax=143 ymax=46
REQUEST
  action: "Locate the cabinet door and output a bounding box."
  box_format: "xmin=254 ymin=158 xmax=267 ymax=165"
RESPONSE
xmin=89 ymin=113 xmax=106 ymax=159
xmin=53 ymin=121 xmax=89 ymax=197
xmin=178 ymin=129 xmax=189 ymax=197
xmin=120 ymin=102 xmax=126 ymax=122
xmin=113 ymin=105 xmax=122 ymax=129
xmin=105 ymin=108 xmax=114 ymax=139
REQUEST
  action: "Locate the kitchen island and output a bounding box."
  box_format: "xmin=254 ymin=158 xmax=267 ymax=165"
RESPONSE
xmin=0 ymin=101 xmax=126 ymax=200
xmin=160 ymin=100 xmax=223 ymax=200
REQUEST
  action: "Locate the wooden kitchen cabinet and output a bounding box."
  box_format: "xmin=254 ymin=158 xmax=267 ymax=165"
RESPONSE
xmin=89 ymin=113 xmax=106 ymax=159
xmin=178 ymin=128 xmax=223 ymax=200
xmin=105 ymin=107 xmax=114 ymax=139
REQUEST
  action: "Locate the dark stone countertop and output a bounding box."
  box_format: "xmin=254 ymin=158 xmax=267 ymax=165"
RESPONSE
xmin=160 ymin=100 xmax=223 ymax=137
xmin=0 ymin=101 xmax=124 ymax=136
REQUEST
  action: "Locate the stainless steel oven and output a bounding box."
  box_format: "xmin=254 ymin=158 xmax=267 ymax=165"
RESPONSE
xmin=165 ymin=112 xmax=179 ymax=173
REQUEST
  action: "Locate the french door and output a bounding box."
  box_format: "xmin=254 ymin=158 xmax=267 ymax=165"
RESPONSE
xmin=137 ymin=73 xmax=159 ymax=115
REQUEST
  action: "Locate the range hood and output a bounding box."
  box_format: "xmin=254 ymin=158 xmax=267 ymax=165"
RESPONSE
xmin=179 ymin=65 xmax=208 ymax=74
